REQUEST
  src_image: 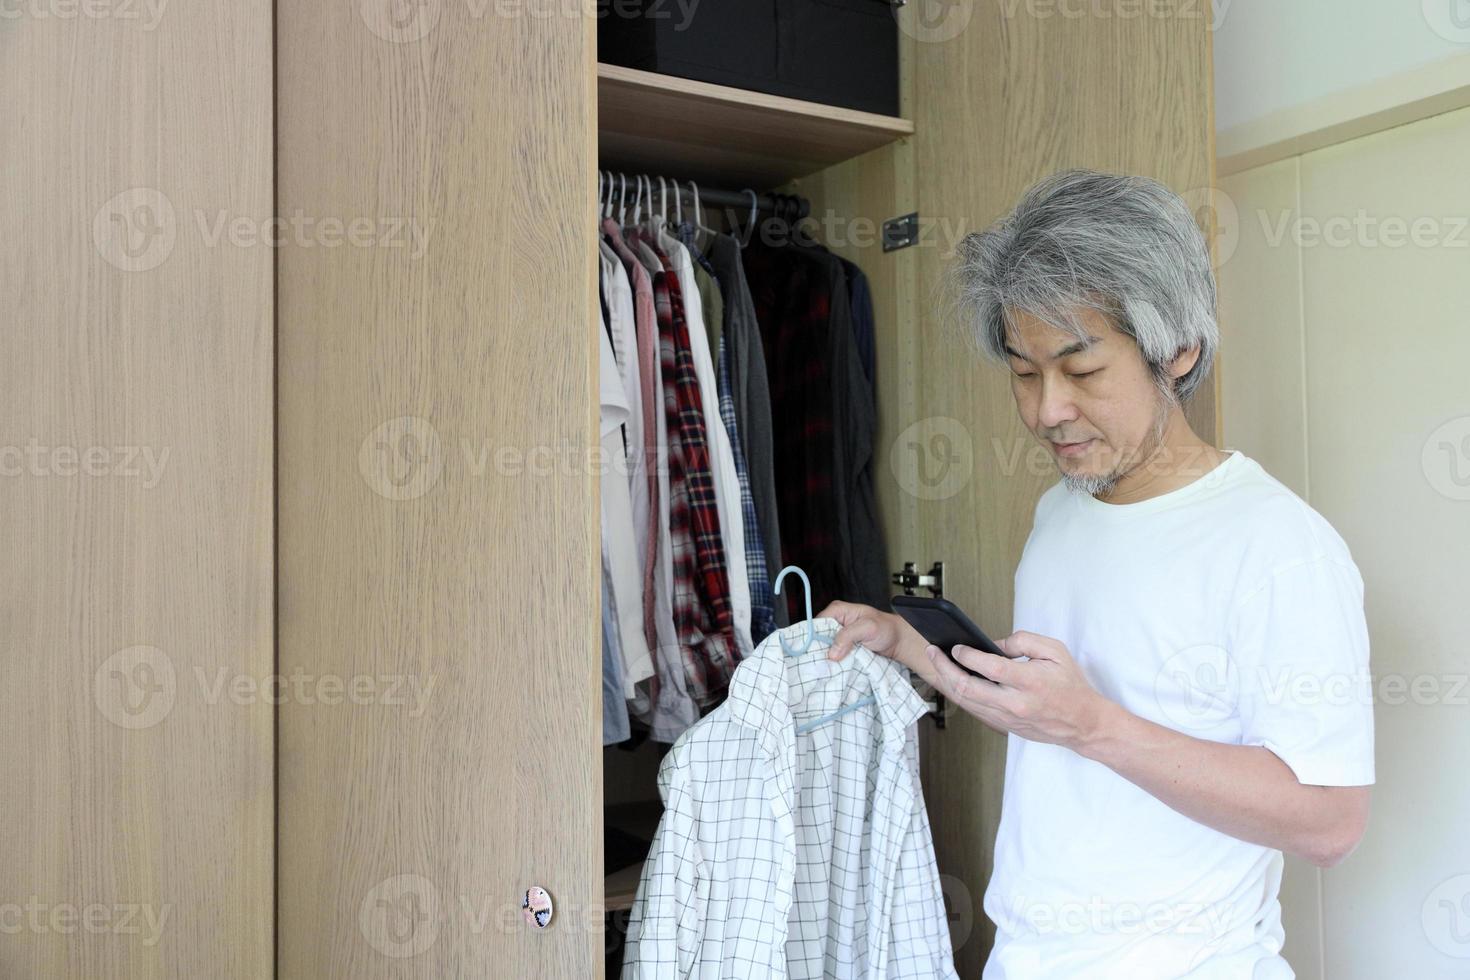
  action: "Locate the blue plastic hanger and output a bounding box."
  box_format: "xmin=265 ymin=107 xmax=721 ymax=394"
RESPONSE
xmin=773 ymin=565 xmax=877 ymax=734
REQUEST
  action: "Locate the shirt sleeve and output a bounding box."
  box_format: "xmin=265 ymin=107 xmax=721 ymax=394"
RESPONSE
xmin=1227 ymin=555 xmax=1376 ymax=786
xmin=621 ymin=758 xmax=706 ymax=979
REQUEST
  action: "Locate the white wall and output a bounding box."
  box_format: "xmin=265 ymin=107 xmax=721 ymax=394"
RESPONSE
xmin=1213 ymin=0 xmax=1469 ymax=131
xmin=1217 ymin=105 xmax=1470 ymax=979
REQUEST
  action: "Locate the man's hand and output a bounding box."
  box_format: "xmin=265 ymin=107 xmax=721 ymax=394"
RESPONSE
xmin=929 ymin=629 xmax=1114 ymax=751
xmin=815 ymin=601 xmax=942 ymax=688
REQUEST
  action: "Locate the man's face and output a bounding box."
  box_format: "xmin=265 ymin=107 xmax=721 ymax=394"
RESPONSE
xmin=1003 ymin=305 xmax=1172 ymax=494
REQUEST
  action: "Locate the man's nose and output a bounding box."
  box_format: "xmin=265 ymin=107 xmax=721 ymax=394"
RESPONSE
xmin=1036 ymin=376 xmax=1078 ymax=430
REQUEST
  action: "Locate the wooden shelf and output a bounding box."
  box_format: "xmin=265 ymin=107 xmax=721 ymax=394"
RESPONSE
xmin=597 ymin=63 xmax=913 ymax=189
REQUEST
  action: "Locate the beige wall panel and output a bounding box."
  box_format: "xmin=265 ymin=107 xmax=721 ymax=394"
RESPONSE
xmin=276 ymin=2 xmax=601 ymax=976
xmin=0 ymin=1 xmax=274 ymax=977
xmin=1218 ymin=157 xmax=1311 ymax=497
xmin=1215 ymin=156 xmax=1323 ymax=978
xmin=905 ymin=2 xmax=1216 ymax=970
xmin=1296 ymin=105 xmax=1470 ymax=980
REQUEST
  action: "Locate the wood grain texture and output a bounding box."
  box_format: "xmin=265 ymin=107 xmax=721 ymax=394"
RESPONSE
xmin=0 ymin=1 xmax=274 ymax=977
xmin=275 ymin=1 xmax=600 ymax=976
xmin=905 ymin=2 xmax=1216 ymax=971
xmin=599 ymin=63 xmax=913 ymax=188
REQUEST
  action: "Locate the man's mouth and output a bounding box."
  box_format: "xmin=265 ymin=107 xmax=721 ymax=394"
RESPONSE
xmin=1051 ymin=439 xmax=1094 ymax=458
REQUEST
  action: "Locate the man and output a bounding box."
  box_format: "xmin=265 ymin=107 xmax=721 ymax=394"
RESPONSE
xmin=821 ymin=170 xmax=1374 ymax=977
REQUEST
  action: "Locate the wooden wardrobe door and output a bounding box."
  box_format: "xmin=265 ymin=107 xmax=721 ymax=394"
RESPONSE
xmin=899 ymin=3 xmax=1217 ymax=973
xmin=1 ymin=1 xmax=274 ymax=977
xmin=275 ymin=3 xmax=601 ymax=977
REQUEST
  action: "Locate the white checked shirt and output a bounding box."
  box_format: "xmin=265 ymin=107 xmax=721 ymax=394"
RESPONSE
xmin=622 ymin=618 xmax=959 ymax=979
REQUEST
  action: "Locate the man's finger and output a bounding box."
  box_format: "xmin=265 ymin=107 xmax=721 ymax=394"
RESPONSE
xmin=1000 ymin=630 xmax=1054 ymax=662
xmin=928 ymin=644 xmax=1006 ymax=707
xmin=827 ymin=613 xmax=876 ymax=661
xmin=953 ymin=645 xmax=1014 ymax=685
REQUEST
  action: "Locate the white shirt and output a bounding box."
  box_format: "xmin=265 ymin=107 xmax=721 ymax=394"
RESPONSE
xmin=600 ymin=240 xmax=652 ymax=605
xmin=983 ymin=450 xmax=1375 ymax=979
xmin=598 ymin=311 xmax=654 ymax=694
xmin=658 ymin=230 xmax=754 ymax=658
xmin=623 ymin=618 xmax=959 ymax=979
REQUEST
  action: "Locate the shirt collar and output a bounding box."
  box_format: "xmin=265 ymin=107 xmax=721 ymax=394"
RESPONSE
xmin=723 ymin=617 xmax=927 ymax=758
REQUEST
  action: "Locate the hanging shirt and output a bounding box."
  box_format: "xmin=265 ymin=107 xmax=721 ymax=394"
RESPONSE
xmin=685 ymin=226 xmax=777 ymax=645
xmin=602 ymin=571 xmax=631 ymax=745
xmin=622 ymin=618 xmax=960 ymax=979
xmin=605 ymin=221 xmax=697 ymax=739
xmin=601 ymin=240 xmax=652 ymax=603
xmin=600 ymin=313 xmax=655 ymax=696
xmin=706 ymin=233 xmax=788 ymax=631
xmin=659 ymin=230 xmax=755 ymax=659
xmin=983 ymin=451 xmax=1375 ymax=979
xmin=603 ymin=220 xmax=665 ymax=660
xmin=633 ymin=232 xmax=740 ymax=709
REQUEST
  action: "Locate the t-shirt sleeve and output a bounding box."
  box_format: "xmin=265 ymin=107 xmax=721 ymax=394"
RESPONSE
xmin=1227 ymin=555 xmax=1376 ymax=786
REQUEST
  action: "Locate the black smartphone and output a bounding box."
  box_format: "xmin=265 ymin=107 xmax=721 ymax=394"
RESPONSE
xmin=891 ymin=595 xmax=1007 ymax=679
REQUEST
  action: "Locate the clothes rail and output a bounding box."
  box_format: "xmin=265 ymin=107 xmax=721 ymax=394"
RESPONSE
xmin=598 ymin=169 xmax=811 ymax=222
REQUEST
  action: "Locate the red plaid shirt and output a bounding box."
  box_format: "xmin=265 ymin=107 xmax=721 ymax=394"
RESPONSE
xmin=634 ymin=231 xmax=738 ymax=707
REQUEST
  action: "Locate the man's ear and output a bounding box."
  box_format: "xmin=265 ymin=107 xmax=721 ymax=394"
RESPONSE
xmin=1168 ymin=344 xmax=1202 ymax=380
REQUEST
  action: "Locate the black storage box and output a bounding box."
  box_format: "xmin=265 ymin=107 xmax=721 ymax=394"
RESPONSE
xmin=599 ymin=0 xmax=900 ymax=117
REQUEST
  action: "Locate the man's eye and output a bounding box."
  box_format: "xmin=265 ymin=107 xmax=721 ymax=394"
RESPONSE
xmin=1070 ymin=369 xmax=1101 ymax=379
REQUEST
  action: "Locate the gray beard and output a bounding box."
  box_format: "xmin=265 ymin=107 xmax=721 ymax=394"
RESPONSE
xmin=1060 ymin=390 xmax=1174 ymax=499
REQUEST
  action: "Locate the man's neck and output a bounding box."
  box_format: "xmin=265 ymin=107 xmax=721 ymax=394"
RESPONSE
xmin=1095 ymin=409 xmax=1226 ymax=505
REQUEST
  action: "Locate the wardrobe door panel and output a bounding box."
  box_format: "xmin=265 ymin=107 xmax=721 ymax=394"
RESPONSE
xmin=276 ymin=2 xmax=601 ymax=976
xmin=903 ymin=3 xmax=1217 ymax=972
xmin=0 ymin=1 xmax=274 ymax=977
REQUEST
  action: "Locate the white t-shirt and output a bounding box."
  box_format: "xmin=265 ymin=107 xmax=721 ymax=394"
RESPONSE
xmin=982 ymin=449 xmax=1375 ymax=979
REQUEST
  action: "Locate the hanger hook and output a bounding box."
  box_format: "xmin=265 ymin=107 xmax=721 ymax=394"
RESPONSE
xmin=744 ymin=189 xmax=758 ymax=239
xmin=674 ymin=178 xmax=682 ymax=226
xmin=773 ymin=565 xmax=820 ymax=656
xmin=688 ymin=180 xmax=701 ymax=229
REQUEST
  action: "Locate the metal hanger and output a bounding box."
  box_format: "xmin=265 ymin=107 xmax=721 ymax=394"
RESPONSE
xmin=773 ymin=565 xmax=878 ymax=734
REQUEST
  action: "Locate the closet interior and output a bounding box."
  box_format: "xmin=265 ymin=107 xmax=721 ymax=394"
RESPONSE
xmin=594 ymin=59 xmax=926 ymax=972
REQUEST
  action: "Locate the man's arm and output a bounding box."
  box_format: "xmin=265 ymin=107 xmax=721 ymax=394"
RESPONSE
xmin=926 ymin=630 xmax=1371 ymax=869
xmin=1078 ymin=699 xmax=1370 ymax=867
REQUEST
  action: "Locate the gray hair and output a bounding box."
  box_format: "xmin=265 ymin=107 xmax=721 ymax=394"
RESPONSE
xmin=944 ymin=169 xmax=1218 ymax=403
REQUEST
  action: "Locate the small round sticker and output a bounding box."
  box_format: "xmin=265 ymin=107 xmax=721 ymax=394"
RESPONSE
xmin=522 ymin=886 xmax=554 ymax=930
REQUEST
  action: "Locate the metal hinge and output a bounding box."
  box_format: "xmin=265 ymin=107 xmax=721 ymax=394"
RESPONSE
xmin=882 ymin=212 xmax=919 ymax=252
